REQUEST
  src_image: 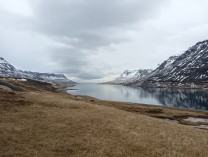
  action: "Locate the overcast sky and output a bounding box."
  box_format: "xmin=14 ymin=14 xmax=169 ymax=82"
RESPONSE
xmin=0 ymin=0 xmax=208 ymax=82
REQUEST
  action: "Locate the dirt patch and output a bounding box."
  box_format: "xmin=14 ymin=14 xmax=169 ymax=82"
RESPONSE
xmin=145 ymin=109 xmax=164 ymax=114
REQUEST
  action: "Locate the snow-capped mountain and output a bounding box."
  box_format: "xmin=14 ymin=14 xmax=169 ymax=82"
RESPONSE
xmin=141 ymin=40 xmax=208 ymax=88
xmin=149 ymin=55 xmax=179 ymax=77
xmin=107 ymin=69 xmax=153 ymax=85
xmin=0 ymin=57 xmax=76 ymax=84
xmin=106 ymin=39 xmax=208 ymax=88
xmin=0 ymin=57 xmax=16 ymax=72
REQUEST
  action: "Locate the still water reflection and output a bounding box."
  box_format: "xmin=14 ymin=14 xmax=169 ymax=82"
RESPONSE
xmin=67 ymin=84 xmax=208 ymax=111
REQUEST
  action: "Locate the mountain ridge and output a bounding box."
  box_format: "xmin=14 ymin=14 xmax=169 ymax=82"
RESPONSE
xmin=0 ymin=57 xmax=76 ymax=84
xmin=106 ymin=69 xmax=153 ymax=85
xmin=106 ymin=39 xmax=208 ymax=88
xmin=141 ymin=39 xmax=208 ymax=88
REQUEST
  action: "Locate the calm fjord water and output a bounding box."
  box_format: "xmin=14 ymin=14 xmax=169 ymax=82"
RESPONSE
xmin=67 ymin=84 xmax=208 ymax=111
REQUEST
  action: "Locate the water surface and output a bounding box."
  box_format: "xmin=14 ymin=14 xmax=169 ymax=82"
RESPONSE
xmin=67 ymin=84 xmax=208 ymax=111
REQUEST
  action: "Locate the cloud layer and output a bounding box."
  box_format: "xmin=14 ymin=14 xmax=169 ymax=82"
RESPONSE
xmin=27 ymin=0 xmax=167 ymax=80
xmin=0 ymin=0 xmax=208 ymax=82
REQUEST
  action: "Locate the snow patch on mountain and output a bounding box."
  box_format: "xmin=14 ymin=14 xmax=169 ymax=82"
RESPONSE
xmin=107 ymin=69 xmax=153 ymax=85
xmin=106 ymin=39 xmax=208 ymax=88
xmin=141 ymin=39 xmax=208 ymax=88
xmin=0 ymin=57 xmax=76 ymax=84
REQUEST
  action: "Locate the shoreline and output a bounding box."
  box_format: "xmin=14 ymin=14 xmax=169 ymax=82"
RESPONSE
xmin=103 ymin=82 xmax=208 ymax=89
xmin=71 ymin=94 xmax=208 ymax=129
xmin=72 ymin=93 xmax=208 ymax=113
xmin=64 ymin=84 xmax=208 ymax=129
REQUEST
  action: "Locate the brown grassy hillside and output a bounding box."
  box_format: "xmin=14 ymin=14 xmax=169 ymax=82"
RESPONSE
xmin=0 ymin=78 xmax=208 ymax=157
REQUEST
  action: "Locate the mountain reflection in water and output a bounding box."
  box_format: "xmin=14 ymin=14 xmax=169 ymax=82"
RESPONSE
xmin=142 ymin=88 xmax=208 ymax=111
xmin=67 ymin=84 xmax=208 ymax=111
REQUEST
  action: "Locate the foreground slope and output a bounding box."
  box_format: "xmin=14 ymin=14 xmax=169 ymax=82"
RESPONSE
xmin=0 ymin=78 xmax=208 ymax=157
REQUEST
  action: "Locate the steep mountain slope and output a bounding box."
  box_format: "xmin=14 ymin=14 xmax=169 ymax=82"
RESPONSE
xmin=0 ymin=57 xmax=16 ymax=75
xmin=0 ymin=57 xmax=76 ymax=84
xmin=141 ymin=40 xmax=208 ymax=88
xmin=107 ymin=69 xmax=153 ymax=85
xmin=107 ymin=39 xmax=208 ymax=88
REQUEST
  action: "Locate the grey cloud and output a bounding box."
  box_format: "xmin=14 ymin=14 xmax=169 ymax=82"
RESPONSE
xmin=25 ymin=0 xmax=167 ymax=80
xmin=73 ymin=72 xmax=105 ymax=80
xmin=30 ymin=0 xmax=164 ymax=34
xmin=50 ymin=47 xmax=88 ymax=72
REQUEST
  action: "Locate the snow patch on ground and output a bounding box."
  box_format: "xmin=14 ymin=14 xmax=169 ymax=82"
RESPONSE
xmin=194 ymin=125 xmax=208 ymax=130
xmin=17 ymin=79 xmax=27 ymax=82
xmin=183 ymin=117 xmax=208 ymax=123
